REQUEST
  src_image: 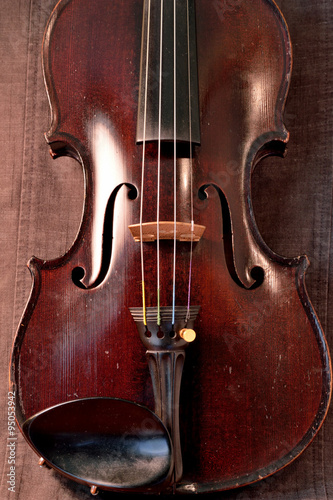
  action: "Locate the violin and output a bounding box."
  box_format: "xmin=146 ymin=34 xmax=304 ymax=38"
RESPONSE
xmin=11 ymin=0 xmax=332 ymax=495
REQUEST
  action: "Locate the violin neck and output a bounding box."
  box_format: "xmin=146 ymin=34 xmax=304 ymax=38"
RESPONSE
xmin=136 ymin=0 xmax=201 ymax=144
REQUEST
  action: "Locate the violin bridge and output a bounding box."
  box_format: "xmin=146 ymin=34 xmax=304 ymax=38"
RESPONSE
xmin=128 ymin=221 xmax=205 ymax=242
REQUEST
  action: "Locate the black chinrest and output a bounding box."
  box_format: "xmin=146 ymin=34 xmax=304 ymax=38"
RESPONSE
xmin=23 ymin=397 xmax=173 ymax=491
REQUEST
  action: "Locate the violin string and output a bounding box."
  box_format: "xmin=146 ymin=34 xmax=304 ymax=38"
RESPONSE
xmin=140 ymin=0 xmax=152 ymax=328
xmin=157 ymin=0 xmax=164 ymax=327
xmin=186 ymin=0 xmax=194 ymax=325
xmin=172 ymin=0 xmax=177 ymax=327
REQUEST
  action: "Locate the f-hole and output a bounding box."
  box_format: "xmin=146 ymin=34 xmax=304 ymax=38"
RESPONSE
xmin=72 ymin=183 xmax=138 ymax=289
xmin=199 ymin=184 xmax=264 ymax=290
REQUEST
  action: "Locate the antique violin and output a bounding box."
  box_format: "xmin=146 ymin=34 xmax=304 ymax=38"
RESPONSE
xmin=11 ymin=0 xmax=332 ymax=495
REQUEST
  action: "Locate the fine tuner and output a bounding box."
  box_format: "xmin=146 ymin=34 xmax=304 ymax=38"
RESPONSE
xmin=179 ymin=328 xmax=196 ymax=343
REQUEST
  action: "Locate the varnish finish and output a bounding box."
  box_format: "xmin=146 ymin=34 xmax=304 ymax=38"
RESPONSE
xmin=10 ymin=0 xmax=332 ymax=494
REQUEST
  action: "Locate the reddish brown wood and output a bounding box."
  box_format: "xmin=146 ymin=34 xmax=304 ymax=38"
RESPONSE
xmin=11 ymin=0 xmax=331 ymax=494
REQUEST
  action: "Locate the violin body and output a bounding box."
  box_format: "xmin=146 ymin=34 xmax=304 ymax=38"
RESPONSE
xmin=11 ymin=0 xmax=331 ymax=494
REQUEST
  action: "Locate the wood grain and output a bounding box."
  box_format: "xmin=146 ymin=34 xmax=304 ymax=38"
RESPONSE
xmin=1 ymin=0 xmax=332 ymax=498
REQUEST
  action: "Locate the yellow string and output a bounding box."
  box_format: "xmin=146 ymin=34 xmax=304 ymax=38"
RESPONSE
xmin=142 ymin=281 xmax=147 ymax=326
xmin=157 ymin=288 xmax=161 ymax=326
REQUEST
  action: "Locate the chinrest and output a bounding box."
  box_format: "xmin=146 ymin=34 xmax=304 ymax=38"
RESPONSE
xmin=23 ymin=398 xmax=173 ymax=491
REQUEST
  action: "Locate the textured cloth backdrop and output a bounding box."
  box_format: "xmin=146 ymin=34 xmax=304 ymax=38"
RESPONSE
xmin=0 ymin=0 xmax=332 ymax=499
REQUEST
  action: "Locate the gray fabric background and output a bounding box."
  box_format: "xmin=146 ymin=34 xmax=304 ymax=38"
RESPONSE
xmin=0 ymin=0 xmax=332 ymax=498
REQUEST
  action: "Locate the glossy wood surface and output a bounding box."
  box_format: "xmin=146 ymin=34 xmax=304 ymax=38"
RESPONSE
xmin=10 ymin=0 xmax=331 ymax=494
